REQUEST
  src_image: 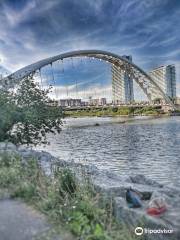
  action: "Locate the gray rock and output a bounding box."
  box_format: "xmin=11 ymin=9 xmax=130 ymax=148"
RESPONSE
xmin=17 ymin=145 xmax=30 ymax=152
xmin=40 ymin=151 xmax=55 ymax=161
xmin=114 ymin=197 xmax=179 ymax=240
xmin=0 ymin=149 xmax=19 ymax=155
xmin=6 ymin=142 xmax=17 ymax=151
xmin=129 ymin=174 xmax=163 ymax=188
xmin=0 ymin=142 xmax=17 ymax=151
xmin=0 ymin=142 xmax=7 ymax=150
xmin=93 ymin=175 xmax=157 ymax=199
xmin=20 ymin=150 xmax=35 ymax=158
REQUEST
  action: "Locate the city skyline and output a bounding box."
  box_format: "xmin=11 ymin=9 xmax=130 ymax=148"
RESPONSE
xmin=0 ymin=0 xmax=179 ymax=97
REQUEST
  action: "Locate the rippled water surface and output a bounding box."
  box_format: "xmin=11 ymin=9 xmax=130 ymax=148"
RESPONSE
xmin=38 ymin=116 xmax=180 ymax=186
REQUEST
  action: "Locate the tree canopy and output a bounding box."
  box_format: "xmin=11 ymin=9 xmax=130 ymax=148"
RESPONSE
xmin=0 ymin=76 xmax=63 ymax=145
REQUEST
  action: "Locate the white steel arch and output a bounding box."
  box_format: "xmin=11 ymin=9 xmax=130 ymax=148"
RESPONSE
xmin=1 ymin=49 xmax=175 ymax=108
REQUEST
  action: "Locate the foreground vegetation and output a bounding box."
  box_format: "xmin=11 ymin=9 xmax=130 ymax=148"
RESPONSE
xmin=0 ymin=76 xmax=145 ymax=239
xmin=0 ymin=152 xmax=138 ymax=240
xmin=65 ymin=106 xmax=162 ymax=118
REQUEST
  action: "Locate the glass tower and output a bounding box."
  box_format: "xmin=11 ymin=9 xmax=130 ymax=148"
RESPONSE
xmin=112 ymin=55 xmax=134 ymax=104
xmin=149 ymin=65 xmax=176 ymax=100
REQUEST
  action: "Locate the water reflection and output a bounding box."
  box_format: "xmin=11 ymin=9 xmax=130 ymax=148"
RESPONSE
xmin=37 ymin=116 xmax=180 ymax=187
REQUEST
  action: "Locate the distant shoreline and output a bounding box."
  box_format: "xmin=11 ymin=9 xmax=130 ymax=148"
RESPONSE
xmin=63 ymin=105 xmax=166 ymax=118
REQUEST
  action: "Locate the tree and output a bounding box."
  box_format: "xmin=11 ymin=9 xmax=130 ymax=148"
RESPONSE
xmin=0 ymin=90 xmax=21 ymax=142
xmin=0 ymin=75 xmax=63 ymax=145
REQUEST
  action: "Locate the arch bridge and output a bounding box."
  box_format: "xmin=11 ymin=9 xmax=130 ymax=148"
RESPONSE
xmin=1 ymin=50 xmax=175 ymax=109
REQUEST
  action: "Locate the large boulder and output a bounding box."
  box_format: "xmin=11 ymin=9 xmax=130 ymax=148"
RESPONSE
xmin=128 ymin=174 xmax=163 ymax=188
xmin=0 ymin=142 xmax=17 ymax=151
xmin=114 ymin=197 xmax=178 ymax=240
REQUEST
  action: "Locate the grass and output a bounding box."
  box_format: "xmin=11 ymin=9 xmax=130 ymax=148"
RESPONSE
xmin=0 ymin=152 xmax=139 ymax=240
xmin=64 ymin=106 xmax=161 ymax=118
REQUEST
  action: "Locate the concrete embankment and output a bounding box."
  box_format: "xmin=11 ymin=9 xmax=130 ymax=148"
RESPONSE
xmin=0 ymin=142 xmax=180 ymax=240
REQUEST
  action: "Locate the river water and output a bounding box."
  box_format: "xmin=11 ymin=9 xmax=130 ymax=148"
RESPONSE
xmin=38 ymin=116 xmax=180 ymax=187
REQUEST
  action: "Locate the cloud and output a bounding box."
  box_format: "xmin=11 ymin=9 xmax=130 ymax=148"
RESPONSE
xmin=3 ymin=1 xmax=36 ymax=27
xmin=0 ymin=0 xmax=179 ymax=96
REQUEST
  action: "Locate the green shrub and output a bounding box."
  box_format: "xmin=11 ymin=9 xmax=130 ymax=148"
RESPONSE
xmin=13 ymin=182 xmax=37 ymax=200
xmin=0 ymin=153 xmax=21 ymax=187
xmin=0 ymin=152 xmax=21 ymax=168
xmin=54 ymin=168 xmax=77 ymax=197
xmin=0 ymin=167 xmax=20 ymax=188
xmin=112 ymin=107 xmax=118 ymax=113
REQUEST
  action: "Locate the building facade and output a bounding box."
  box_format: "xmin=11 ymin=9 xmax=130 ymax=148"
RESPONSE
xmin=88 ymin=97 xmax=107 ymax=106
xmin=149 ymin=65 xmax=176 ymax=100
xmin=175 ymin=97 xmax=180 ymax=105
xmin=111 ymin=55 xmax=134 ymax=104
xmin=100 ymin=98 xmax=107 ymax=105
xmin=59 ymin=98 xmax=82 ymax=107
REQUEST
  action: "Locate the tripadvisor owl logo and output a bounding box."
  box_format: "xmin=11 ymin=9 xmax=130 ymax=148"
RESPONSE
xmin=135 ymin=227 xmax=144 ymax=236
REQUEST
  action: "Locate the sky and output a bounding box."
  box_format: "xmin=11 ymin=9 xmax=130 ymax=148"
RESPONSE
xmin=0 ymin=0 xmax=180 ymax=99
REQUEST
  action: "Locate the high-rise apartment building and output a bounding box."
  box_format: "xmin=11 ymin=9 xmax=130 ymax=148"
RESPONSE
xmin=112 ymin=55 xmax=134 ymax=104
xmin=149 ymin=65 xmax=176 ymax=100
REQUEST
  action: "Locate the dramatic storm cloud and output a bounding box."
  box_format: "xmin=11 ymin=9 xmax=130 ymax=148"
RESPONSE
xmin=0 ymin=0 xmax=180 ymax=97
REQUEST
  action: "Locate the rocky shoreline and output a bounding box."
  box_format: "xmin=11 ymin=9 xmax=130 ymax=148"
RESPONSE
xmin=0 ymin=142 xmax=180 ymax=240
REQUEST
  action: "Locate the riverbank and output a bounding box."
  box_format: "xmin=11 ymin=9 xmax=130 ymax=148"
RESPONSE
xmin=0 ymin=142 xmax=180 ymax=239
xmin=0 ymin=142 xmax=137 ymax=240
xmin=64 ymin=106 xmax=163 ymax=118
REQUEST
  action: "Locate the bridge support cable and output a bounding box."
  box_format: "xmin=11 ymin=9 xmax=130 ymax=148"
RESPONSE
xmin=75 ymin=76 xmax=78 ymax=99
xmin=39 ymin=68 xmax=43 ymax=89
xmin=71 ymin=57 xmax=74 ymax=68
xmin=43 ymin=66 xmax=50 ymax=89
xmin=66 ymin=82 xmax=69 ymax=97
xmin=58 ymin=59 xmax=64 ymax=73
xmin=50 ymin=63 xmax=58 ymax=99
